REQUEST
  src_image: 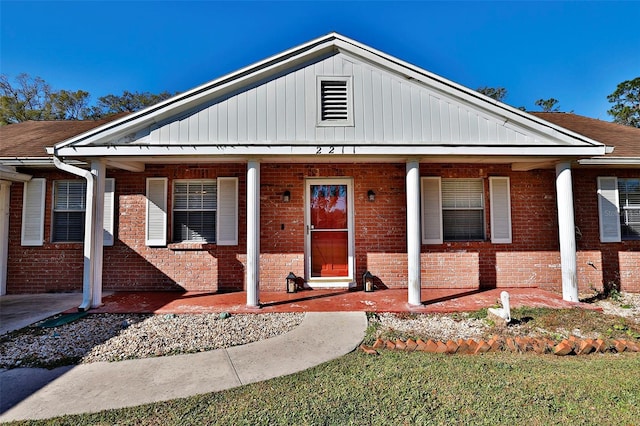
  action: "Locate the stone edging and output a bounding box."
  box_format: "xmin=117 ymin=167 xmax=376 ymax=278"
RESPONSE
xmin=361 ymin=336 xmax=640 ymax=356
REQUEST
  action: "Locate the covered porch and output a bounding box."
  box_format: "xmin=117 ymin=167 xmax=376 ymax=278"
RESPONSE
xmin=74 ymin=287 xmax=597 ymax=315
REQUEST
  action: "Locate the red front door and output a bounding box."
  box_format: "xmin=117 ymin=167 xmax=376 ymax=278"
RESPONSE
xmin=308 ymin=182 xmax=351 ymax=279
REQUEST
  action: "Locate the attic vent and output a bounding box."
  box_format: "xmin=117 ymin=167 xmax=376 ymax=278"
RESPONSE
xmin=318 ymin=76 xmax=353 ymax=126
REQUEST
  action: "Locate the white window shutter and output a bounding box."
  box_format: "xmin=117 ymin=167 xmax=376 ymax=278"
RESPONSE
xmin=489 ymin=177 xmax=512 ymax=244
xmin=103 ymin=178 xmax=115 ymax=246
xmin=21 ymin=178 xmax=46 ymax=246
xmin=217 ymin=177 xmax=238 ymax=246
xmin=146 ymin=178 xmax=167 ymax=246
xmin=421 ymin=177 xmax=443 ymax=244
xmin=597 ymin=176 xmax=621 ymax=243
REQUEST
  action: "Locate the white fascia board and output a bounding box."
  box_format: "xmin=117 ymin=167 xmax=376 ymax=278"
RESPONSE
xmin=578 ymin=157 xmax=640 ymax=166
xmin=54 ymin=144 xmax=606 ymax=158
xmin=0 ymin=157 xmax=85 ymax=167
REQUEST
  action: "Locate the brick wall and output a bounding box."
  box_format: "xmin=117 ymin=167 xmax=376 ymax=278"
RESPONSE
xmin=573 ymin=169 xmax=640 ymax=293
xmin=6 ymin=163 xmax=639 ymax=294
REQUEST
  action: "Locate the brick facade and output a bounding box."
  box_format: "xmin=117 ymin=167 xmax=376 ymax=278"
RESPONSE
xmin=6 ymin=163 xmax=639 ymax=294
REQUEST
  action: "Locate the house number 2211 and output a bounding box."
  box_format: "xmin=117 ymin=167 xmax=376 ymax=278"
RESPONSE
xmin=315 ymin=146 xmax=356 ymax=154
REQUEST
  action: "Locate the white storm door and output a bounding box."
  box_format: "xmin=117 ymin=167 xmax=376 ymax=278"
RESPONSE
xmin=305 ymin=179 xmax=354 ymax=286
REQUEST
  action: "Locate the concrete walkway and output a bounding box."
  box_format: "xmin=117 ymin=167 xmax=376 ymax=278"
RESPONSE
xmin=0 ymin=293 xmax=84 ymax=335
xmin=0 ymin=311 xmax=367 ymax=422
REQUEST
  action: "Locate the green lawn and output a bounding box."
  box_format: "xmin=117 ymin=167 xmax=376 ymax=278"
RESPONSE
xmin=10 ymin=351 xmax=640 ymax=426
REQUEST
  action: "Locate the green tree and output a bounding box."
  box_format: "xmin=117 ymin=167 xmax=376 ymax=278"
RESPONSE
xmin=476 ymin=86 xmax=507 ymax=102
xmin=535 ymin=98 xmax=560 ymax=112
xmin=0 ymin=73 xmax=53 ymax=124
xmin=91 ymin=90 xmax=174 ymax=117
xmin=607 ymin=77 xmax=640 ymax=128
xmin=48 ymin=89 xmax=92 ymax=120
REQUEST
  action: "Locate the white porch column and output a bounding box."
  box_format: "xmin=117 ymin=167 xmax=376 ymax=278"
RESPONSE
xmin=246 ymin=160 xmax=260 ymax=307
xmin=0 ymin=181 xmax=11 ymax=296
xmin=406 ymin=160 xmax=422 ymax=306
xmin=91 ymin=160 xmax=106 ymax=308
xmin=555 ymin=162 xmax=578 ymax=302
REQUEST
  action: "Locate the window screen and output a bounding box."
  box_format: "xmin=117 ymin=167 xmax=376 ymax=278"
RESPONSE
xmin=173 ymin=180 xmax=217 ymax=242
xmin=53 ymin=180 xmax=86 ymax=242
xmin=618 ymin=178 xmax=640 ymax=240
xmin=441 ymin=179 xmax=484 ymax=241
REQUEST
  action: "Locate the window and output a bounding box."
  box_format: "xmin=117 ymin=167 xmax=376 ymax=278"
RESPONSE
xmin=441 ymin=179 xmax=484 ymax=241
xmin=146 ymin=177 xmax=238 ymax=247
xmin=317 ymin=76 xmax=353 ymax=126
xmin=618 ymin=178 xmax=640 ymax=240
xmin=597 ymin=176 xmax=640 ymax=242
xmin=49 ymin=179 xmax=116 ymax=244
xmin=422 ymin=177 xmax=511 ymax=244
xmin=53 ymin=180 xmax=86 ymax=242
xmin=173 ymin=180 xmax=217 ymax=243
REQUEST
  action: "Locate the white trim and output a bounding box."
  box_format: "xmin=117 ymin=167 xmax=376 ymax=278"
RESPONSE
xmin=217 ymin=177 xmax=238 ymax=246
xmin=53 ymin=144 xmax=606 ymax=158
xmin=597 ymin=176 xmax=622 ymax=243
xmin=489 ymin=177 xmax=512 ymax=244
xmin=145 ymin=177 xmax=168 ymax=246
xmin=21 ymin=178 xmax=46 ymax=246
xmin=421 ymin=177 xmax=443 ymax=244
xmin=304 ymin=178 xmax=355 ymax=286
xmin=579 ymin=158 xmax=640 ymax=166
xmin=0 ymin=181 xmax=11 ymax=295
xmin=103 ymin=178 xmax=115 ymax=246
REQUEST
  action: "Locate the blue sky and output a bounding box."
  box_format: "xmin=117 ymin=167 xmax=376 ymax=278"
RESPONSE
xmin=1 ymin=1 xmax=639 ymax=120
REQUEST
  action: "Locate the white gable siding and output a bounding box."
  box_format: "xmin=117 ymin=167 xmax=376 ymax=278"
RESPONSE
xmin=120 ymin=53 xmax=565 ymax=147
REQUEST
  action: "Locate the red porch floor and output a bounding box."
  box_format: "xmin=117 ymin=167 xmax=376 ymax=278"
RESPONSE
xmin=84 ymin=288 xmax=600 ymax=314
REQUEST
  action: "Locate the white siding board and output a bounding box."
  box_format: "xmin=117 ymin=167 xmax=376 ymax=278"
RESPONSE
xmin=237 ymin=91 xmax=248 ymax=141
xmin=256 ymin=85 xmax=267 ymax=141
xmin=197 ymin=109 xmax=208 ymax=142
xmin=449 ymin=104 xmax=460 ymax=142
xmin=208 ymin=104 xmax=218 ymax=141
xmin=401 ymin=83 xmax=412 ymax=142
xmin=304 ymin=65 xmax=316 ymax=139
xmin=382 ymin=75 xmax=393 ymax=141
xmin=411 ymin=88 xmax=422 ymax=141
xmin=420 ymin=92 xmax=431 ymax=142
xmin=247 ymin=87 xmax=257 ymax=141
xmin=440 ymin=100 xmax=451 ymax=142
xmin=430 ymin=96 xmax=441 ymax=141
xmin=218 ymin=100 xmax=228 ymax=142
xmin=179 ymin=117 xmax=189 ymax=142
xmin=391 ymin=79 xmax=402 ymax=141
xmin=275 ymin=77 xmax=286 ymax=140
xmin=266 ymin=81 xmax=276 ymax=141
xmin=295 ymin=68 xmax=306 ymax=140
xmin=227 ymin=96 xmax=238 ymax=141
xmin=372 ymin=71 xmax=384 ymax=141
xmin=361 ymin=67 xmax=373 ymax=141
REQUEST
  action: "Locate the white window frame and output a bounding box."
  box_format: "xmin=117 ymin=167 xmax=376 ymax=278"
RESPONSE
xmin=618 ymin=177 xmax=640 ymax=240
xmin=441 ymin=178 xmax=485 ymax=242
xmin=422 ymin=176 xmax=512 ymax=244
xmin=317 ymin=76 xmax=354 ymax=127
xmin=52 ymin=180 xmax=87 ymax=243
xmin=172 ymin=179 xmax=217 ymax=243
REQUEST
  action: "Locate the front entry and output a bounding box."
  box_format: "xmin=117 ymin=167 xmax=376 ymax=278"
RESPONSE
xmin=305 ymin=179 xmax=355 ymax=287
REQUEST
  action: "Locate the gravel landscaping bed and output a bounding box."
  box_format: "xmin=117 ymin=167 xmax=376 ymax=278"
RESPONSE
xmin=0 ymin=312 xmax=304 ymax=369
xmin=1 ymin=293 xmax=638 ymax=369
